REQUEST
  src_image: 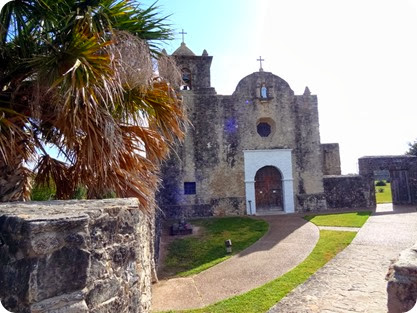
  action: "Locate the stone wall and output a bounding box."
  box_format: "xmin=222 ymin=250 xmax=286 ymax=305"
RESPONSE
xmin=386 ymin=244 xmax=417 ymax=313
xmin=321 ymin=143 xmax=341 ymax=175
xmin=0 ymin=198 xmax=154 ymax=313
xmin=323 ymin=175 xmax=373 ymax=209
xmin=296 ymin=193 xmax=327 ymax=212
xmin=160 ymin=197 xmax=245 ymax=220
xmin=358 ymin=155 xmax=417 ymax=206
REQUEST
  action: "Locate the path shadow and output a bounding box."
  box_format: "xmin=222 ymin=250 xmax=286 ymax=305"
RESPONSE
xmin=156 ymin=214 xmax=314 ymax=277
xmin=235 ymin=214 xmax=313 ymax=258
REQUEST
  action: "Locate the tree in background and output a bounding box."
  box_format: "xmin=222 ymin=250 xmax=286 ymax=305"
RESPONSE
xmin=0 ymin=0 xmax=186 ymax=210
xmin=406 ymin=139 xmax=417 ymax=156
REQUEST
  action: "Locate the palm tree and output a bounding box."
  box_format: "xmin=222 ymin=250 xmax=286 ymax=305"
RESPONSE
xmin=0 ymin=0 xmax=186 ymax=209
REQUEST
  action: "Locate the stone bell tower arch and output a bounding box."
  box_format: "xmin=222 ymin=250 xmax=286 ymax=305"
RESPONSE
xmin=172 ymin=41 xmax=213 ymax=91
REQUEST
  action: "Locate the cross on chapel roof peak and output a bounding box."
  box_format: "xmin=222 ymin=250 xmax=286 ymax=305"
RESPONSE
xmin=257 ymin=56 xmax=265 ymax=72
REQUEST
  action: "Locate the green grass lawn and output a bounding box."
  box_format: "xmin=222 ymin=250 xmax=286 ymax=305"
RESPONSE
xmin=158 ymin=212 xmax=367 ymax=313
xmin=161 ymin=230 xmax=355 ymax=313
xmin=304 ymin=211 xmax=372 ymax=227
xmin=163 ymin=217 xmax=268 ymax=277
xmin=375 ymin=182 xmax=392 ymax=204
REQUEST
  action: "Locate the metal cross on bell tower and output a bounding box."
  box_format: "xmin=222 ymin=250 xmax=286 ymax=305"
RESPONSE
xmin=179 ymin=29 xmax=187 ymax=43
xmin=257 ymin=56 xmax=265 ymax=72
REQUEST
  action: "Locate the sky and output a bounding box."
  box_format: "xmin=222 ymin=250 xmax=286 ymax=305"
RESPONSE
xmin=0 ymin=0 xmax=416 ymax=174
xmin=141 ymin=0 xmax=417 ymax=174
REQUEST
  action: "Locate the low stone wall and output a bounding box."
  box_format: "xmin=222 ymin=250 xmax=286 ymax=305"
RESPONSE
xmin=323 ymin=175 xmax=373 ymax=209
xmin=161 ymin=197 xmax=246 ymax=220
xmin=386 ymin=245 xmax=417 ymax=313
xmin=160 ymin=204 xmax=213 ymax=220
xmin=0 ymin=198 xmax=154 ymax=313
xmin=211 ymin=197 xmax=245 ymax=216
xmin=296 ymin=193 xmax=327 ymax=212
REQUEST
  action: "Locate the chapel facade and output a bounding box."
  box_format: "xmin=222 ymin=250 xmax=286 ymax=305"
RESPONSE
xmin=158 ymin=42 xmax=362 ymax=218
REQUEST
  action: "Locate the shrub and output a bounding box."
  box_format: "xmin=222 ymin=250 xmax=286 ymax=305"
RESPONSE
xmin=31 ymin=182 xmax=56 ymax=201
xmin=375 ymin=180 xmax=387 ymax=186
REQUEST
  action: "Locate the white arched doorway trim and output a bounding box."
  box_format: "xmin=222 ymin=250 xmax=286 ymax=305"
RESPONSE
xmin=243 ymin=149 xmax=294 ymax=214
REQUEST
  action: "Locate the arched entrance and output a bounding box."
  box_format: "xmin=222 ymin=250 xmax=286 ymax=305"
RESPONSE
xmin=255 ymin=166 xmax=283 ymax=211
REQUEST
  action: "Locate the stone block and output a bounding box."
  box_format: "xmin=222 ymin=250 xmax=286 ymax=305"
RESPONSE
xmin=86 ymin=279 xmax=121 ymax=309
xmin=0 ymin=198 xmax=153 ymax=313
xmin=386 ymin=245 xmax=417 ymax=313
xmin=31 ymin=247 xmax=90 ymax=302
xmin=30 ymin=291 xmax=86 ymax=313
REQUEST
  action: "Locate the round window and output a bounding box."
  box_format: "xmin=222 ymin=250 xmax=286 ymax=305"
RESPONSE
xmin=257 ymin=122 xmax=271 ymax=137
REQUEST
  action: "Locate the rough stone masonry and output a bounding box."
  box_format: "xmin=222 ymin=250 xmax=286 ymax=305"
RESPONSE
xmin=0 ymin=198 xmax=155 ymax=313
xmin=387 ymin=244 xmax=417 ymax=313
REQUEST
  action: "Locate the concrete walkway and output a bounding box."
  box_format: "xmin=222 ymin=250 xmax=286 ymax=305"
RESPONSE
xmin=269 ymin=203 xmax=417 ymax=313
xmin=151 ymin=215 xmax=319 ymax=312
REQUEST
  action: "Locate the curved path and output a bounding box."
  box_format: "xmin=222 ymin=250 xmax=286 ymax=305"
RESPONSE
xmin=151 ymin=214 xmax=319 ymax=312
xmin=269 ymin=204 xmax=417 ymax=313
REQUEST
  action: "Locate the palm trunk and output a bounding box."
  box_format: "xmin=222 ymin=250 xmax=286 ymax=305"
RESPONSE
xmin=0 ymin=158 xmax=32 ymax=202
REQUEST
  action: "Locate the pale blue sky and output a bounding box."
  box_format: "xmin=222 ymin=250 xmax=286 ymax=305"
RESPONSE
xmin=144 ymin=0 xmax=417 ymax=174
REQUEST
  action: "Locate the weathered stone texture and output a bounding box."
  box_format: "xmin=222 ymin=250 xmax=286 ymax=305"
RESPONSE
xmin=386 ymin=245 xmax=417 ymax=313
xmin=297 ymin=193 xmax=327 ymax=212
xmin=173 ymin=53 xmax=213 ymax=90
xmin=321 ymin=143 xmax=341 ymax=175
xmin=359 ymin=155 xmax=417 ymax=207
xmin=323 ymin=175 xmax=372 ymax=209
xmin=0 ymin=198 xmax=154 ymax=313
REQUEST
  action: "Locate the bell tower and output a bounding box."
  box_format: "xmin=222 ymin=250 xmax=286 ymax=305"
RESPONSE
xmin=172 ymin=42 xmax=213 ymax=92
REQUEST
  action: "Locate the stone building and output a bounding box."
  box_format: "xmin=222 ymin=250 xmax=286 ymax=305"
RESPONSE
xmin=158 ymin=42 xmax=367 ymax=218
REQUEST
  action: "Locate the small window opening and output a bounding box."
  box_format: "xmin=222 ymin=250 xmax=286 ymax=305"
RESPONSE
xmin=257 ymin=122 xmax=271 ymax=137
xmin=184 ymin=182 xmax=196 ymax=195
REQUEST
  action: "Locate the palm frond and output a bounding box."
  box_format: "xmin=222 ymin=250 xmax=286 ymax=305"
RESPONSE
xmin=34 ymin=155 xmax=75 ymax=199
xmin=144 ymin=79 xmax=186 ymax=143
xmin=0 ymin=0 xmax=186 ymax=208
xmin=0 ymin=107 xmax=34 ymax=165
xmin=158 ymin=54 xmax=183 ymax=89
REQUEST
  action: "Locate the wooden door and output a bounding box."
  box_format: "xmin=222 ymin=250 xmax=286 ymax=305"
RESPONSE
xmin=391 ymin=170 xmax=411 ymax=204
xmin=255 ymin=166 xmax=283 ymax=211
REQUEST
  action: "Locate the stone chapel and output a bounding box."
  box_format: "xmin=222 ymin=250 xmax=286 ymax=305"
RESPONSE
xmin=158 ymin=42 xmax=373 ymax=218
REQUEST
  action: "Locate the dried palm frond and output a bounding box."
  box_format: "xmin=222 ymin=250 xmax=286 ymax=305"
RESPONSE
xmin=157 ymin=54 xmax=183 ymax=89
xmin=109 ymin=31 xmax=153 ymax=91
xmin=34 ymin=155 xmax=75 ymax=200
xmin=144 ymin=79 xmax=187 ymax=144
xmin=0 ymin=107 xmax=34 ymax=166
